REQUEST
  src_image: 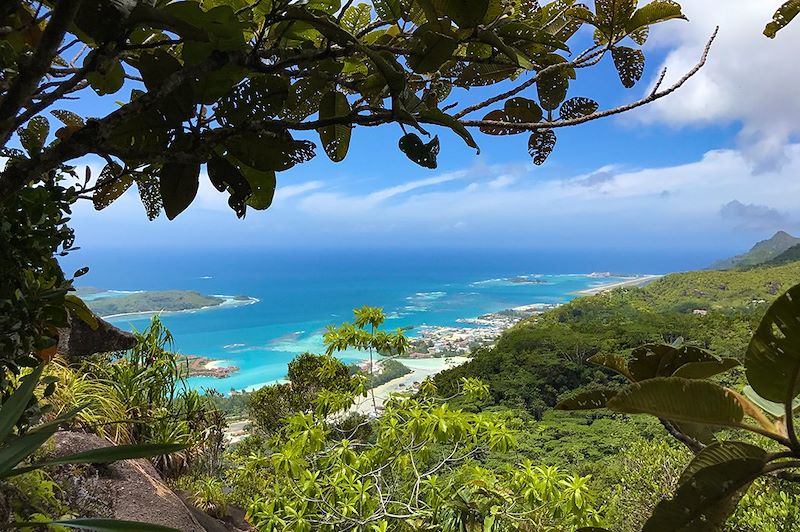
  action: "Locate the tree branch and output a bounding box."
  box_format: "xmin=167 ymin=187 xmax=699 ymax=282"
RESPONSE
xmin=0 ymin=0 xmax=83 ymax=147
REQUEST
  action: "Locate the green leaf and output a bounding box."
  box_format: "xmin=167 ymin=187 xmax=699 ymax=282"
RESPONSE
xmin=595 ymin=0 xmax=637 ymax=41
xmin=0 ymin=365 xmax=44 ymax=443
xmin=607 ymin=377 xmax=746 ymax=428
xmin=64 ymin=295 xmax=98 ymax=331
xmin=742 ymin=385 xmax=800 ymax=418
xmin=17 ymin=443 xmax=188 ymax=475
xmin=746 ymin=283 xmax=800 ymax=403
xmin=442 ymin=0 xmax=490 ymax=28
xmin=407 ymin=22 xmax=458 ymax=74
xmin=399 ymin=134 xmax=439 ymax=169
xmin=587 ymin=353 xmax=634 ymax=381
xmin=644 ymin=445 xmax=767 ymax=531
xmin=25 ymin=518 xmax=181 ymax=532
xmin=418 ymin=109 xmax=479 ymax=151
xmin=627 ymin=344 xmax=678 ymax=381
xmin=341 ymin=3 xmax=372 ymax=34
xmin=51 ymin=110 xmax=85 ymax=128
xmin=537 ymin=67 xmax=570 ymax=111
xmin=611 ymin=46 xmax=645 ymax=88
xmin=17 ymin=116 xmax=49 ymax=155
xmin=318 ymin=91 xmax=352 ymax=162
xmin=528 ymin=129 xmax=556 ymax=165
xmin=93 ymin=163 xmax=133 ymax=211
xmin=679 ymin=441 xmax=767 ymax=484
xmin=217 ymin=74 xmax=290 ymax=126
xmin=559 ymin=97 xmax=599 ymax=120
xmin=556 ymin=389 xmax=618 ymax=410
xmin=671 ymin=358 xmax=740 ymax=380
xmin=86 ymin=59 xmax=125 ymax=96
xmin=159 ymin=162 xmax=200 ymax=220
xmin=626 ymin=0 xmax=687 ymax=34
xmin=765 ymin=0 xmax=800 ymax=38
xmin=226 ymin=132 xmax=316 ymax=172
xmin=480 ymin=97 xmax=542 ymax=136
xmin=373 ymin=0 xmax=403 ymax=22
xmin=207 ymin=154 xmax=251 ymax=218
xmin=241 ymin=167 xmax=276 ymax=211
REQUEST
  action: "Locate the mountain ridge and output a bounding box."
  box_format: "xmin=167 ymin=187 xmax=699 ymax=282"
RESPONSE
xmin=710 ymin=230 xmax=800 ymax=269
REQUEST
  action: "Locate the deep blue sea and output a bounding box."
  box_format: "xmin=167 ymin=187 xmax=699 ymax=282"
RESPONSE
xmin=60 ymin=247 xmax=720 ymax=393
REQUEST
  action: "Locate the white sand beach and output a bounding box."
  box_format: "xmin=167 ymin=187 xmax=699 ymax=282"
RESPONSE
xmin=576 ymin=275 xmax=663 ymax=295
xmin=349 ymin=356 xmax=471 ymax=416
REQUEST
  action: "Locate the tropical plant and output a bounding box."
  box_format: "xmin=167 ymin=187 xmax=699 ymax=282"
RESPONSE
xmin=557 ymin=282 xmax=800 ymax=530
xmin=0 ymin=363 xmax=187 ymax=531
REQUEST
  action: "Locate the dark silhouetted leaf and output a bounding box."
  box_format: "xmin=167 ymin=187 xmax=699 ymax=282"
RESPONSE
xmin=443 ymin=0 xmax=490 ymax=28
xmin=399 ymin=133 xmax=439 ymax=169
xmin=17 ymin=116 xmax=49 ymax=155
xmin=671 ymin=358 xmax=740 ymax=379
xmin=217 ymin=74 xmax=290 ymax=126
xmin=480 ymin=97 xmax=542 ymax=135
xmin=64 ymin=295 xmax=98 ymax=330
xmin=135 ymin=171 xmax=162 ymax=221
xmin=595 ymin=0 xmax=636 ymax=41
xmin=28 ymin=518 xmax=180 ymax=532
xmin=207 ymin=154 xmax=251 ymax=218
xmin=227 ymin=133 xmax=316 ymax=172
xmin=588 ymin=353 xmax=634 ymax=381
xmin=528 ymin=129 xmax=556 ymax=165
xmin=51 ymin=110 xmax=85 ymax=128
xmin=419 ymin=109 xmax=479 ymax=151
xmin=318 ymin=91 xmax=352 ymax=162
xmin=560 ymin=97 xmax=599 ymax=120
xmin=159 ymin=162 xmax=200 ymax=220
xmin=746 ymin=283 xmax=800 ymax=403
xmin=611 ymin=46 xmax=645 ymax=88
xmin=93 ymin=163 xmax=133 ymax=211
xmin=407 ymin=22 xmax=458 ymax=74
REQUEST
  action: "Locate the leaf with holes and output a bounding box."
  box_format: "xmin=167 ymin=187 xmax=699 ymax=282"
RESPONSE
xmin=607 ymin=378 xmax=747 ymax=429
xmin=135 ymin=171 xmax=162 ymax=221
xmin=217 ymin=74 xmax=290 ymax=126
xmin=159 ymin=162 xmax=200 ymax=220
xmin=227 ymin=133 xmax=316 ymax=172
xmin=588 ymin=353 xmax=634 ymax=381
xmin=318 ymin=91 xmax=352 ymax=162
xmin=765 ymin=0 xmax=800 ymax=38
xmin=611 ymin=46 xmax=645 ymax=88
xmin=17 ymin=116 xmax=49 ymax=155
xmin=480 ymin=98 xmax=542 ymax=135
xmin=407 ymin=22 xmax=458 ymax=74
xmin=594 ymin=0 xmax=637 ymax=41
xmin=51 ymin=110 xmax=85 ymax=128
xmin=208 ymin=154 xmax=252 ymax=218
xmin=626 ymin=0 xmax=686 ymax=34
xmin=537 ymin=68 xmax=570 ymax=111
xmin=399 ymin=134 xmax=439 ymax=169
xmin=341 ymin=3 xmax=372 ymax=34
xmin=746 ymin=283 xmax=800 ymax=403
xmin=559 ymin=97 xmax=599 ymax=120
xmin=528 ymin=129 xmax=556 ymax=165
xmin=373 ymin=0 xmax=403 ymax=21
xmin=644 ymin=444 xmax=767 ymax=532
xmin=442 ymin=0 xmax=490 ymax=28
xmin=93 ymin=163 xmax=133 ymax=211
xmin=556 ymin=389 xmax=618 ymax=410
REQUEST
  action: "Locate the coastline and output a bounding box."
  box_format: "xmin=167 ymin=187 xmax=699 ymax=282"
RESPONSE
xmin=101 ymin=295 xmax=259 ymax=320
xmin=575 ymin=274 xmax=662 ymax=295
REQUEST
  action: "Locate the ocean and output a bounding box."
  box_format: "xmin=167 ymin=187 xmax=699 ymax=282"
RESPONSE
xmin=60 ymin=247 xmax=718 ymax=393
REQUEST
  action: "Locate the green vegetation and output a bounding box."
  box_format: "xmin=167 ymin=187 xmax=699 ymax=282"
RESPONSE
xmin=351 ymin=358 xmax=412 ymax=389
xmin=84 ymin=290 xmax=226 ymax=317
xmin=711 ymin=231 xmax=800 ymax=269
xmin=766 ymin=243 xmax=800 ymax=266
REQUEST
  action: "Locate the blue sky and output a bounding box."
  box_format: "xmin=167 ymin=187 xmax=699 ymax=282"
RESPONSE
xmin=49 ymin=1 xmax=800 ymax=258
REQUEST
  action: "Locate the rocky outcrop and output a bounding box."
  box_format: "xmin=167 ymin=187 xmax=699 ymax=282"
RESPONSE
xmin=51 ymin=431 xmax=204 ymax=531
xmin=57 ymin=311 xmax=136 ymax=358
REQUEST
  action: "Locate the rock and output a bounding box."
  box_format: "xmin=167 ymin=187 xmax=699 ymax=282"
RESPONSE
xmin=51 ymin=431 xmax=205 ymax=531
xmin=57 ymin=311 xmax=137 ymax=358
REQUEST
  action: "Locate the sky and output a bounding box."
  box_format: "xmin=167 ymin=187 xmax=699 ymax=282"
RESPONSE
xmin=49 ymin=1 xmax=800 ymax=258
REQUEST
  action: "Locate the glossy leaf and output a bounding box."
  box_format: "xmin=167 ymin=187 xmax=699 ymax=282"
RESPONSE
xmin=159 ymin=162 xmax=200 ymax=220
xmin=679 ymin=440 xmax=767 ymax=485
xmin=606 ymin=377 xmax=746 ymax=428
xmin=556 ymin=389 xmax=618 ymax=410
xmin=742 ymin=384 xmax=800 ymax=418
xmin=746 ymin=283 xmax=800 ymax=403
xmin=645 ymin=446 xmax=767 ymax=531
xmin=626 ymin=0 xmax=687 ymax=34
xmin=764 ymin=0 xmax=800 ymax=38
xmin=587 ymin=353 xmax=634 ymax=381
xmin=318 ymin=91 xmax=352 ymax=162
xmin=528 ymin=129 xmax=556 ymax=165
xmin=64 ymin=295 xmax=98 ymax=331
xmin=671 ymin=358 xmax=740 ymax=379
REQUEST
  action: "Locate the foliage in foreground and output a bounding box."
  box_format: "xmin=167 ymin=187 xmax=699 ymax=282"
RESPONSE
xmin=232 ymin=308 xmax=603 ymax=531
xmin=557 ymin=282 xmax=800 ymax=530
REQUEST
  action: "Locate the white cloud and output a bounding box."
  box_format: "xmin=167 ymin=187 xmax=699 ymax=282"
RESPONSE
xmin=277 ymin=181 xmax=324 ymax=201
xmin=639 ymin=0 xmax=800 ymax=169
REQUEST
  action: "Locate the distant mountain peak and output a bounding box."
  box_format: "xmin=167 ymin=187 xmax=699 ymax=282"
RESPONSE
xmin=711 ymin=230 xmax=800 ymax=270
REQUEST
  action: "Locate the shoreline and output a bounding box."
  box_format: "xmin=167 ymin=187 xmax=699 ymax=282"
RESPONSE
xmin=575 ymin=274 xmax=662 ymax=295
xmin=101 ymin=295 xmax=259 ymax=320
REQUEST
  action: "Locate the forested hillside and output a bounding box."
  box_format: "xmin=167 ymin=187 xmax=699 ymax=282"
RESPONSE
xmin=711 ymin=231 xmax=800 ymax=269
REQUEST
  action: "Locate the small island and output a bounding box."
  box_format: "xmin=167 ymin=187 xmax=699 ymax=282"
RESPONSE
xmin=77 ymin=287 xmax=258 ymax=318
xmin=506 ymin=276 xmax=547 ymax=285
xmin=180 ymin=355 xmax=239 ymax=379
